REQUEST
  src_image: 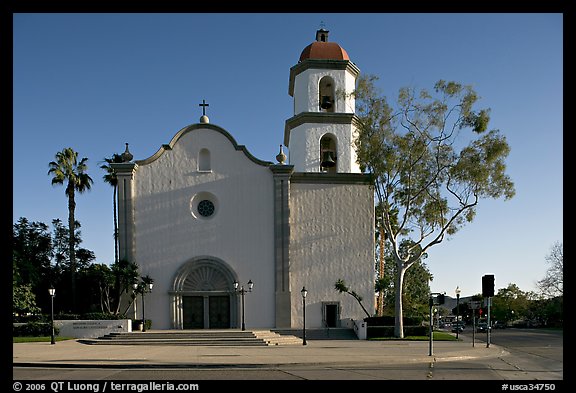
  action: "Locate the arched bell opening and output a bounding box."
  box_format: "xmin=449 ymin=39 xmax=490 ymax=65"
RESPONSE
xmin=319 ymin=76 xmax=335 ymax=113
xmin=320 ymin=134 xmax=337 ymax=173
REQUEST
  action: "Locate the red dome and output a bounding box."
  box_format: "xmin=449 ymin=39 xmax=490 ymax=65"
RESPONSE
xmin=299 ymin=41 xmax=350 ymax=62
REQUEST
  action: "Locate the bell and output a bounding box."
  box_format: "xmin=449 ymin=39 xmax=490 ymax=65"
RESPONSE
xmin=321 ymin=151 xmax=336 ymax=168
xmin=320 ymin=96 xmax=333 ymax=110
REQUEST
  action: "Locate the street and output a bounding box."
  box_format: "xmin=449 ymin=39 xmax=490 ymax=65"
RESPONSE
xmin=13 ymin=329 xmax=562 ymax=382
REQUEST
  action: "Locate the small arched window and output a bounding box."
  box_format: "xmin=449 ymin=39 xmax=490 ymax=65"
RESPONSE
xmin=319 ymin=76 xmax=335 ymax=113
xmin=198 ymin=148 xmax=211 ymax=171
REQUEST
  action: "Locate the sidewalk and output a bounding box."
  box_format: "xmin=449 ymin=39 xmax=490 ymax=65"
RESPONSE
xmin=13 ymin=334 xmax=507 ymax=369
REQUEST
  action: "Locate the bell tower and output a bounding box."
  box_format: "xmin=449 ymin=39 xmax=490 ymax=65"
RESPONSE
xmin=284 ymin=28 xmax=361 ymax=173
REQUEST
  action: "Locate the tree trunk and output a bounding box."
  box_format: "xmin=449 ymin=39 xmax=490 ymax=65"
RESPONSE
xmin=67 ymin=183 xmax=76 ymax=313
xmin=394 ymin=263 xmax=406 ymax=338
xmin=350 ymin=291 xmax=371 ymax=318
xmin=377 ymin=226 xmax=385 ymax=316
xmin=113 ymin=185 xmax=118 ymax=264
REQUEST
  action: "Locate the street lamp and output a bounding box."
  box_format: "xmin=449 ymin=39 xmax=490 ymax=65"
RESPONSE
xmin=48 ymin=287 xmax=56 ymax=345
xmin=133 ymin=280 xmax=154 ymax=332
xmin=234 ymin=280 xmax=253 ymax=331
xmin=455 ymin=286 xmax=461 ymax=339
xmin=301 ymin=287 xmax=308 ymax=345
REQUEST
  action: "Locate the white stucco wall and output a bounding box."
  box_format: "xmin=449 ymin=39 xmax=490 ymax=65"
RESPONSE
xmin=289 ymin=181 xmax=375 ymax=328
xmin=293 ymin=68 xmax=356 ymax=114
xmin=287 ymin=123 xmax=360 ymax=173
xmin=131 ymin=126 xmax=275 ymax=329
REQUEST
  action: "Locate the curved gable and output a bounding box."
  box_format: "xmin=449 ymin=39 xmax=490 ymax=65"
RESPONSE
xmin=135 ymin=123 xmax=273 ymax=167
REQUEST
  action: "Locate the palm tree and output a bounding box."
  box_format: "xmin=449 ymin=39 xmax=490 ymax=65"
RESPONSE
xmin=100 ymin=153 xmax=124 ymax=265
xmin=48 ymin=147 xmax=94 ymax=312
xmin=334 ymin=279 xmax=371 ymax=318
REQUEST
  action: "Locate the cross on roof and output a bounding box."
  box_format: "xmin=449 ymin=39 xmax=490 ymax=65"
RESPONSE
xmin=199 ymin=99 xmax=209 ymax=116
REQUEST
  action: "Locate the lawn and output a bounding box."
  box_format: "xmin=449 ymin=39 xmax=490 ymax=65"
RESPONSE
xmin=369 ymin=331 xmax=458 ymax=341
xmin=13 ymin=336 xmax=75 ymax=343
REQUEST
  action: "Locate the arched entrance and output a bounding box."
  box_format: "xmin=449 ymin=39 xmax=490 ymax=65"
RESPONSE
xmin=170 ymin=257 xmax=238 ymax=329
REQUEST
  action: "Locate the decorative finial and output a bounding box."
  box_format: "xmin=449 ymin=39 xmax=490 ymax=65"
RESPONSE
xmin=276 ymin=144 xmax=287 ymax=165
xmin=199 ymin=99 xmax=210 ymax=123
xmin=315 ymin=25 xmax=329 ymax=42
xmin=121 ymin=143 xmax=133 ymax=162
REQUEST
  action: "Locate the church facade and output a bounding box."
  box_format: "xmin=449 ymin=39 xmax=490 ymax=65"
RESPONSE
xmin=113 ymin=29 xmax=375 ymax=330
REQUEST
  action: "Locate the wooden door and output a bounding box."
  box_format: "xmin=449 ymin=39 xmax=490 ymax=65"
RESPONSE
xmin=183 ymin=296 xmax=204 ymax=329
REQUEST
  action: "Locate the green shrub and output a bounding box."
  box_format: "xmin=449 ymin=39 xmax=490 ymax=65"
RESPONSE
xmin=364 ymin=316 xmax=424 ymax=326
xmin=13 ymin=322 xmax=60 ymax=337
xmin=366 ymin=325 xmax=428 ymax=338
xmin=55 ymin=313 xmax=80 ymax=320
xmin=12 ymin=314 xmax=44 ymax=324
xmin=81 ymin=312 xmax=122 ymax=320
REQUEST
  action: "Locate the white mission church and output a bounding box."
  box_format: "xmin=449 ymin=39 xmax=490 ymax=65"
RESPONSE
xmin=112 ymin=29 xmax=375 ymax=330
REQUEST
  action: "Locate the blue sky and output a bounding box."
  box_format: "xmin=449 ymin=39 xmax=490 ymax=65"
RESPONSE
xmin=12 ymin=13 xmax=563 ymax=299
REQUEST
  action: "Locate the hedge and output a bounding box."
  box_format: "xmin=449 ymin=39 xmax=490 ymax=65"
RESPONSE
xmin=13 ymin=322 xmax=60 ymax=337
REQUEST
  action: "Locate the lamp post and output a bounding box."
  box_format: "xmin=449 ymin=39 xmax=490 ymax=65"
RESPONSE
xmin=301 ymin=287 xmax=308 ymax=345
xmin=133 ymin=280 xmax=154 ymax=332
xmin=48 ymin=287 xmax=56 ymax=345
xmin=455 ymin=286 xmax=461 ymax=339
xmin=132 ymin=283 xmax=139 ymax=330
xmin=234 ymin=280 xmax=253 ymax=331
xmin=428 ymin=294 xmax=434 ymax=356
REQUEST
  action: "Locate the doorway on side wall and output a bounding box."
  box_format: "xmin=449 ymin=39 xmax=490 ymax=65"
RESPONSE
xmin=322 ymin=301 xmax=340 ymax=328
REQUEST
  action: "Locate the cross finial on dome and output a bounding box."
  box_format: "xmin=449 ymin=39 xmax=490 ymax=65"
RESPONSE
xmin=199 ymin=99 xmax=209 ymax=116
xmin=199 ymin=99 xmax=210 ymax=123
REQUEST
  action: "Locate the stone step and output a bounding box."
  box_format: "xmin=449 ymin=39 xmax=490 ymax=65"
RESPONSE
xmin=79 ymin=329 xmax=302 ymax=346
xmin=79 ymin=339 xmax=269 ymax=346
xmin=102 ymin=332 xmax=258 ymax=339
xmin=252 ymin=330 xmax=303 ymax=346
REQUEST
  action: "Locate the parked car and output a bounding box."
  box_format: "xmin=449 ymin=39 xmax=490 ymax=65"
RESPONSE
xmin=451 ymin=322 xmax=465 ymax=333
xmin=493 ymin=321 xmax=507 ymax=329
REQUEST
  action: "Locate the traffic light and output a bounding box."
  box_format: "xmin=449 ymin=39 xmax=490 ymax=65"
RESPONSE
xmin=437 ymin=294 xmax=445 ymax=304
xmin=482 ymin=274 xmax=495 ymax=297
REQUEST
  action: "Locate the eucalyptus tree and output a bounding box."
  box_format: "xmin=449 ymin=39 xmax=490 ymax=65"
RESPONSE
xmin=48 ymin=147 xmax=94 ymax=312
xmin=100 ymin=153 xmax=124 ymax=265
xmin=12 ymin=218 xmax=50 ymax=316
xmin=537 ymin=241 xmax=563 ymax=298
xmin=351 ymin=76 xmax=515 ymax=337
xmin=378 ymin=239 xmax=432 ymax=319
xmin=12 ymin=217 xmax=52 ymax=289
xmin=83 ymin=264 xmax=115 ymax=313
xmin=50 ymin=218 xmax=93 ymax=273
xmin=492 ymin=283 xmax=531 ymax=323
